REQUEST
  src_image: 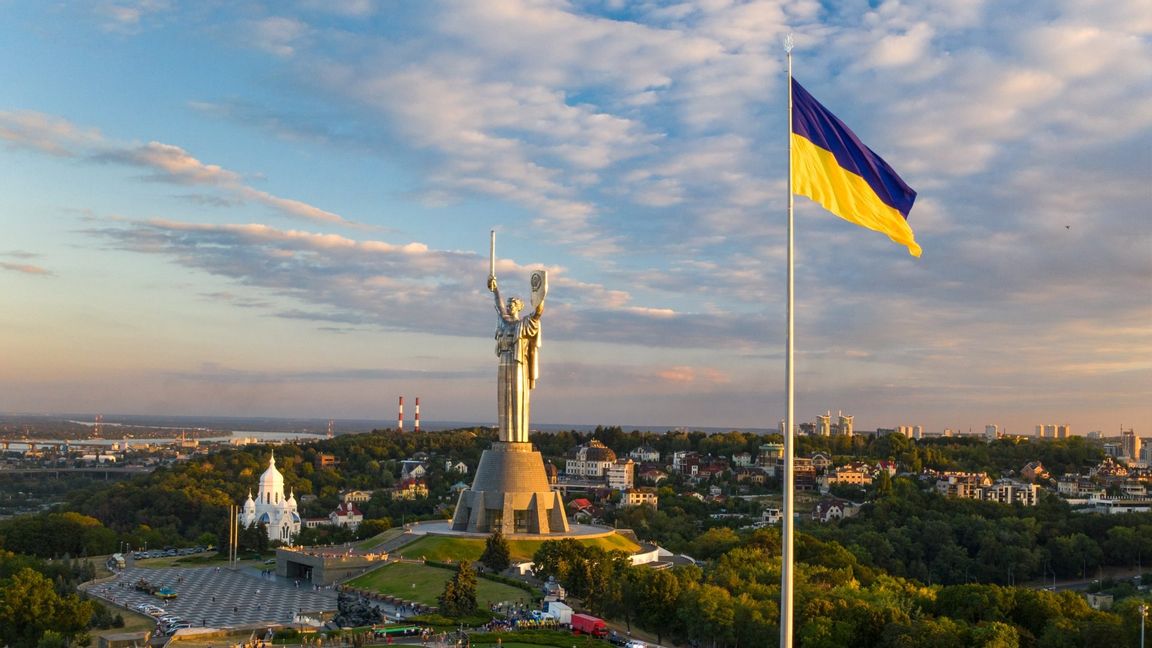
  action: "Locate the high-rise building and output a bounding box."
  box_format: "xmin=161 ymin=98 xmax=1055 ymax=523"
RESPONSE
xmin=837 ymin=412 xmax=854 ymax=437
xmin=1036 ymin=424 xmax=1069 ymax=439
xmin=1121 ymin=428 xmax=1141 ymax=463
xmin=985 ymin=424 xmax=1000 ymax=441
xmin=816 ymin=413 xmax=831 ymax=437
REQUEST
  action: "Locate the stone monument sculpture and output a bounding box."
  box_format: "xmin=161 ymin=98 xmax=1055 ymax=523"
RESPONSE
xmin=490 ymin=268 xmax=544 ymax=444
xmin=451 ymin=231 xmax=569 ymax=535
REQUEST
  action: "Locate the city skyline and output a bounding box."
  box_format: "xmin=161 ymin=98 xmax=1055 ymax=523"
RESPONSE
xmin=0 ymin=1 xmax=1148 ymax=434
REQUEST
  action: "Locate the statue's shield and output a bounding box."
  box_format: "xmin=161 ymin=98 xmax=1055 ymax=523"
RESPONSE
xmin=530 ymin=270 xmax=548 ymax=310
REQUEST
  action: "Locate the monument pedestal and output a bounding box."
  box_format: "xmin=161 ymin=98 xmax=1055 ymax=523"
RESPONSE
xmin=451 ymin=441 xmax=569 ymax=534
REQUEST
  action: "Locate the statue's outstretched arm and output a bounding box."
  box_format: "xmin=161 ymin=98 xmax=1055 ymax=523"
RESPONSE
xmin=489 ymin=276 xmax=509 ymax=318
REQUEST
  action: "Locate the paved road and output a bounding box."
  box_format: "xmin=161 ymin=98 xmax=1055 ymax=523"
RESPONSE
xmin=86 ymin=563 xmax=339 ymax=629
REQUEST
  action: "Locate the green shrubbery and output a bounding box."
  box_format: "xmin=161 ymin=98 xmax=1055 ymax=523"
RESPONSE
xmin=468 ymin=630 xmax=604 ymax=647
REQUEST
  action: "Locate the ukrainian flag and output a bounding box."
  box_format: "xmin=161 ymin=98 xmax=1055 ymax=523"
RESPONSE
xmin=791 ymin=77 xmax=921 ymax=257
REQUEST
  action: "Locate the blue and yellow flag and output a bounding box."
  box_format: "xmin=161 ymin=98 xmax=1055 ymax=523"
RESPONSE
xmin=791 ymin=78 xmax=921 ymax=257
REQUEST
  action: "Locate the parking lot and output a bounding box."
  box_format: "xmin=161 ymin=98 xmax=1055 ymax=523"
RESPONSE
xmin=87 ymin=559 xmax=339 ymax=631
xmin=131 ymin=546 xmax=210 ymax=561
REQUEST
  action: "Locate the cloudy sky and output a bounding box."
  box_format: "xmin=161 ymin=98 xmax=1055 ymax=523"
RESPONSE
xmin=0 ymin=0 xmax=1148 ymax=435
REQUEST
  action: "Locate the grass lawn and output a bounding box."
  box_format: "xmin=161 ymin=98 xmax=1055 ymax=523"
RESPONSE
xmin=88 ymin=600 xmax=155 ymax=642
xmin=346 ymin=562 xmax=531 ymax=607
xmin=395 ymin=533 xmax=640 ymax=562
xmin=477 ymin=644 xmax=578 ymax=648
xmin=135 ymin=554 xmax=253 ymax=569
xmin=356 ymin=527 xmax=406 ymax=551
xmin=469 ymin=631 xmax=608 ymax=648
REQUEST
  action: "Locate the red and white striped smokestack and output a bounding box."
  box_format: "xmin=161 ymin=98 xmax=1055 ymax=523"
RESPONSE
xmin=414 ymin=397 xmax=420 ymax=433
xmin=398 ymin=396 xmax=404 ymax=433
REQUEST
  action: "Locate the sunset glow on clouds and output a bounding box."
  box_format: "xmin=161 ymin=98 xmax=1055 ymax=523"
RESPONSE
xmin=0 ymin=0 xmax=1147 ymax=434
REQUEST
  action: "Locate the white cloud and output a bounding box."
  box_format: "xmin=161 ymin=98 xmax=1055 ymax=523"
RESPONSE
xmin=5 ymin=0 xmax=1150 ymax=431
xmin=0 ymin=111 xmax=104 ymax=157
xmin=0 ymin=262 xmax=54 ymax=277
xmin=112 ymin=141 xmax=243 ymax=186
xmin=95 ymin=0 xmax=171 ymax=34
xmin=867 ymin=22 xmax=936 ymax=68
xmin=295 ymin=0 xmax=377 ymax=18
xmin=0 ymin=111 xmax=353 ymax=227
xmin=249 ymin=16 xmax=311 ymax=57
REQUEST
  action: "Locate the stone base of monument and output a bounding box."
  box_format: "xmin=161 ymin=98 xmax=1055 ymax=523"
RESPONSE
xmin=451 ymin=441 xmax=570 ymax=534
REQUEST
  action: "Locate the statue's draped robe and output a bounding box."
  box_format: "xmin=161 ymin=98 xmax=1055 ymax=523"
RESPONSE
xmin=496 ymin=310 xmax=540 ymax=444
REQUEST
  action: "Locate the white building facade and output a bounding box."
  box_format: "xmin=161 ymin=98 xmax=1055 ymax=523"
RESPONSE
xmin=606 ymin=459 xmax=635 ymax=490
xmin=239 ymin=451 xmax=301 ymax=543
xmin=565 ymin=440 xmax=618 ymax=478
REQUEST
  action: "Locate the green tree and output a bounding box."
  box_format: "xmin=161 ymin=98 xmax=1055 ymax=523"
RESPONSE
xmin=678 ymin=584 xmax=735 ymax=647
xmin=1049 ymin=533 xmax=1102 ymax=579
xmin=968 ymin=621 xmax=1019 ymax=647
xmin=688 ymin=527 xmax=741 ymax=561
xmin=875 ymin=470 xmax=894 ymax=496
xmin=578 ymin=549 xmax=630 ymax=618
xmin=879 ymin=617 xmax=969 ymax=648
xmin=437 ymin=560 xmax=478 ymax=617
xmin=934 ymin=584 xmax=1012 ymax=624
xmin=0 ymin=568 xmax=93 ymax=648
xmin=532 ymin=538 xmax=587 ymax=585
xmin=1008 ymin=588 xmax=1065 ymax=641
xmin=356 ymin=518 xmax=392 ymax=540
xmin=480 ymin=529 xmax=511 ymax=572
xmin=634 ymin=568 xmax=683 ymax=645
xmin=35 ymin=630 xmax=69 ymax=648
xmin=1103 ymin=526 xmax=1140 ymax=567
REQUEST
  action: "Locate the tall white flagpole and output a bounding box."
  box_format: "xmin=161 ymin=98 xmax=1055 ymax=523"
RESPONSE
xmin=780 ymin=32 xmax=796 ymax=648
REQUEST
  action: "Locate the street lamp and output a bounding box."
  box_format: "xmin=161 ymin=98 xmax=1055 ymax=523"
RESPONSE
xmin=1140 ymin=603 xmax=1147 ymax=648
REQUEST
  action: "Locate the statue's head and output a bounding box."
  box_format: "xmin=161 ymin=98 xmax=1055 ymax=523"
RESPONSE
xmin=507 ymin=297 xmax=524 ymax=316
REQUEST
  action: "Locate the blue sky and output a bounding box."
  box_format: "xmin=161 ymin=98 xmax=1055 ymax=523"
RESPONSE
xmin=0 ymin=0 xmax=1148 ymax=435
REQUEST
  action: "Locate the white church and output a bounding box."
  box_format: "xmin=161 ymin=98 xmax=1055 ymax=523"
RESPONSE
xmin=239 ymin=451 xmax=302 ymax=543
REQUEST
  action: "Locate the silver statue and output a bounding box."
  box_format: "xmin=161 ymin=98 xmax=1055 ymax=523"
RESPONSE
xmin=487 ymin=234 xmax=546 ymax=444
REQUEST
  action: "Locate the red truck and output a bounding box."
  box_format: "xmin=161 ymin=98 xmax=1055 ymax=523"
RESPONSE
xmin=571 ymin=613 xmax=609 ymax=638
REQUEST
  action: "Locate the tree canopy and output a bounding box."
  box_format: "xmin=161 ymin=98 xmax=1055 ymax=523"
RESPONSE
xmin=0 ymin=567 xmax=93 ymax=648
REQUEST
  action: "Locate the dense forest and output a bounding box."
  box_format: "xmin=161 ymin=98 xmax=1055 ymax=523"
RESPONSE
xmin=1 ymin=427 xmax=1148 ymax=647
xmin=45 ymin=428 xmax=491 ymax=552
xmin=530 ymin=532 xmax=1147 ymax=648
xmin=0 ymin=549 xmax=127 ymax=648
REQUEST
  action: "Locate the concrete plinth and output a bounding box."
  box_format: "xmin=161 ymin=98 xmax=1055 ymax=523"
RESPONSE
xmin=451 ymin=441 xmax=569 ymax=534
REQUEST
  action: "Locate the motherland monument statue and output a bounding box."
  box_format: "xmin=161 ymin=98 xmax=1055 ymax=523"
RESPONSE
xmin=451 ymin=231 xmax=569 ymax=535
